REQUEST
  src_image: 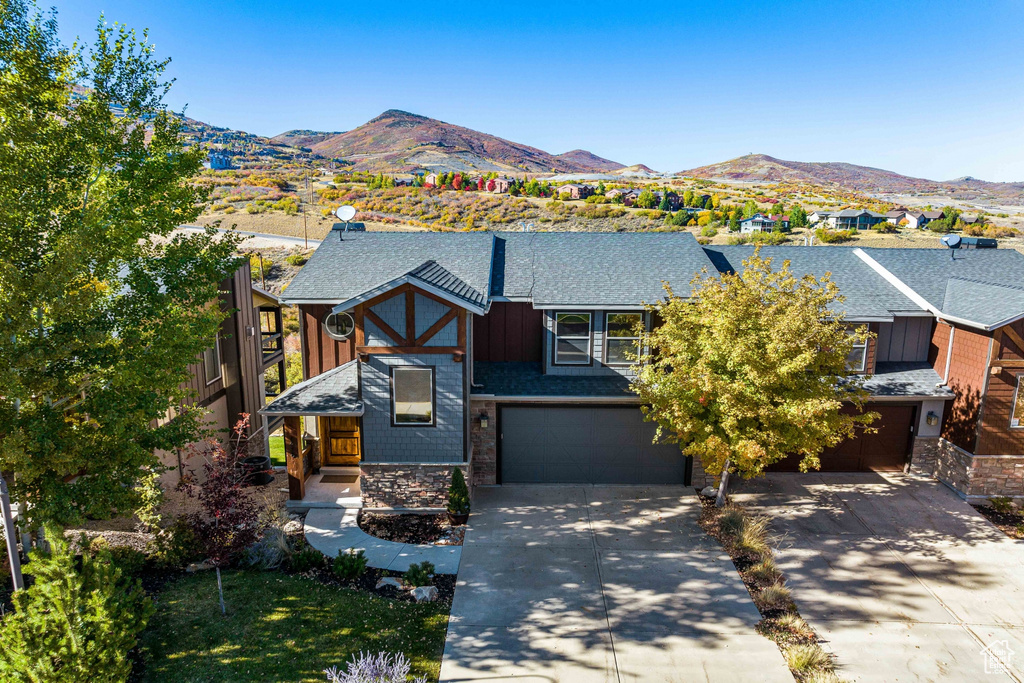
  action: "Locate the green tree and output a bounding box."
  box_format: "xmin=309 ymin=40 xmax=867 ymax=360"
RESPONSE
xmin=683 ymin=189 xmax=695 ymax=208
xmin=597 ymin=180 xmax=606 ymax=195
xmin=729 ymin=208 xmax=742 ymax=232
xmin=0 ymin=2 xmax=239 ymax=527
xmin=0 ymin=530 xmax=154 ymax=681
xmin=635 ymin=189 xmax=657 ymax=209
xmin=742 ymin=199 xmax=759 ymax=218
xmin=789 ymin=204 xmax=808 ymax=229
xmin=658 ymin=192 xmax=671 ymax=211
xmin=630 ymin=251 xmax=876 ymax=503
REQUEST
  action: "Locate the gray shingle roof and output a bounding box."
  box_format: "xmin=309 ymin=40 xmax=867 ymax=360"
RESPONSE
xmin=281 ymin=232 xmax=494 ymax=304
xmin=702 ymin=246 xmax=924 ymax=319
xmin=471 ymin=361 xmax=635 ymax=398
xmin=863 ymin=362 xmax=953 ymax=398
xmin=498 ymin=231 xmax=715 ymax=306
xmin=261 ymin=361 xmax=362 ymax=416
xmin=860 ymin=247 xmax=1024 ymax=328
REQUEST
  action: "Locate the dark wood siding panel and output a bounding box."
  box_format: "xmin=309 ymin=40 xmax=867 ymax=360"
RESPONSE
xmin=300 ymin=303 xmax=355 ymax=380
xmin=977 ymin=319 xmax=1024 ymax=455
xmin=877 ymin=317 xmax=933 ymax=363
xmin=473 ymin=302 xmax=543 ymax=363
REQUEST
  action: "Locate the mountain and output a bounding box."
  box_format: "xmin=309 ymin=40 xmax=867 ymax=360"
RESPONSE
xmin=610 ymin=163 xmax=660 ymax=178
xmin=285 ymin=110 xmax=625 ymax=174
xmin=552 ymin=149 xmax=625 ymax=172
xmin=677 ymin=154 xmax=1024 ymax=201
xmin=271 ymin=129 xmax=344 ymax=149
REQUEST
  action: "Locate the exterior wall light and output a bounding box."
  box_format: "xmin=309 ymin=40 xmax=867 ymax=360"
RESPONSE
xmin=479 ymin=413 xmax=489 ymax=430
xmin=926 ymin=411 xmax=939 ymax=426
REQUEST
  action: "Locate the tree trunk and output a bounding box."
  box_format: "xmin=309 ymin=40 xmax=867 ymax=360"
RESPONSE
xmin=216 ymin=566 xmax=226 ymax=615
xmin=715 ymin=459 xmax=731 ymax=508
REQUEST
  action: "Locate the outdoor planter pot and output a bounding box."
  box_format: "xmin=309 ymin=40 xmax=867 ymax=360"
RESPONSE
xmin=447 ymin=511 xmax=469 ymax=526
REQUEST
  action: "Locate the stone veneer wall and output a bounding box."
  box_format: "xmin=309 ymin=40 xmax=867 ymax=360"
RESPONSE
xmin=690 ymin=453 xmax=713 ymax=489
xmin=469 ymin=400 xmax=497 ymax=486
xmin=360 ymin=463 xmax=468 ymax=509
xmin=915 ymin=437 xmax=1024 ymax=500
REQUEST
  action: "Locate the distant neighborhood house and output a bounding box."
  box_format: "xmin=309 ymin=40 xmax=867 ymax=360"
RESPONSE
xmin=740 ymin=213 xmax=789 ymax=234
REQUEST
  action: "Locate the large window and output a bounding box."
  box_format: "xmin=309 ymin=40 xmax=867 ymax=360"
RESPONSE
xmin=554 ymin=312 xmax=592 ymax=365
xmin=391 ymin=367 xmax=434 ymax=426
xmin=1012 ymin=374 xmax=1024 ymax=429
xmin=605 ymin=312 xmax=643 ymax=365
xmin=203 ymin=337 xmax=222 ymax=384
xmin=846 ymin=326 xmax=867 ymax=373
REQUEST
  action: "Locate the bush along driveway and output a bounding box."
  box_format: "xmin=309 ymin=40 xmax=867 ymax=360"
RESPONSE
xmin=732 ymin=472 xmax=1024 ymax=682
xmin=440 ymin=486 xmax=793 ymax=682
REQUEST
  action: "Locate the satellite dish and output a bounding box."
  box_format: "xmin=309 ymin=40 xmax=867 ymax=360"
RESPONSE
xmin=940 ymin=234 xmax=962 ymax=249
xmin=335 ymin=205 xmax=356 ymax=221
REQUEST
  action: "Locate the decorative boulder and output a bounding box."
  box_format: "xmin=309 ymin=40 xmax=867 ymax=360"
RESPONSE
xmin=186 ymin=559 xmax=215 ymax=573
xmin=411 ymin=586 xmax=439 ymax=603
xmin=699 ymin=486 xmax=719 ymax=499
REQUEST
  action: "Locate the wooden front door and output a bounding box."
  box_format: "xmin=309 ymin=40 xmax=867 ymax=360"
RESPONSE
xmin=321 ymin=416 xmax=361 ymax=466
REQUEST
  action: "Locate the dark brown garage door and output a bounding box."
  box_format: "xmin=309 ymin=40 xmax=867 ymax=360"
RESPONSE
xmin=499 ymin=405 xmax=687 ymax=484
xmin=767 ymin=404 xmax=916 ymax=472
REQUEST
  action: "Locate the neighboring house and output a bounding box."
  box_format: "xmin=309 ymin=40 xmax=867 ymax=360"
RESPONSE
xmin=886 ymin=209 xmax=907 ymax=225
xmin=558 ymin=184 xmax=595 ymax=200
xmin=491 ymin=177 xmax=514 ymax=193
xmin=265 ymin=232 xmax=1024 ymax=507
xmin=771 ymin=214 xmax=791 ymax=229
xmin=422 ymin=173 xmax=439 ymax=187
xmin=826 ymin=209 xmax=887 ymax=230
xmin=808 ymin=211 xmax=833 ymax=225
xmin=652 ymin=191 xmax=680 ymax=211
xmin=204 ymin=150 xmax=233 ymax=170
xmin=739 ymin=213 xmax=777 ymax=233
xmin=905 ymin=210 xmax=945 ymax=229
xmin=161 ymin=261 xmax=287 ymax=485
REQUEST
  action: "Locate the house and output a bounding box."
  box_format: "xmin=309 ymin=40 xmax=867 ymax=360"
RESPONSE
xmin=265 ymin=232 xmax=1024 ymax=507
xmin=204 ymin=150 xmax=233 ymax=170
xmin=423 ymin=173 xmax=440 ymax=187
xmin=491 ymin=177 xmax=514 ymax=193
xmin=886 ymin=209 xmax=907 ymax=225
xmin=808 ymin=211 xmax=833 ymax=224
xmin=162 ymin=261 xmax=288 ymax=485
xmin=826 ymin=209 xmax=887 ymax=230
xmin=739 ymin=213 xmax=777 ymax=233
xmin=652 ymin=191 xmax=680 ymax=211
xmin=557 ymin=184 xmax=595 ymax=200
xmin=905 ymin=210 xmax=945 ymax=229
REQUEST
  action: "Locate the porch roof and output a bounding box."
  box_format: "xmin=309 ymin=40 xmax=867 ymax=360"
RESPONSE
xmin=261 ymin=360 xmax=363 ymax=417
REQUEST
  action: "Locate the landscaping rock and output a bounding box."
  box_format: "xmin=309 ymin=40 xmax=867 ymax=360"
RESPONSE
xmin=700 ymin=486 xmax=719 ymax=499
xmin=282 ymin=519 xmax=303 ymax=535
xmin=411 ymin=586 xmax=438 ymax=603
xmin=375 ymin=576 xmax=406 ymax=590
xmin=186 ymin=559 xmax=215 ymax=573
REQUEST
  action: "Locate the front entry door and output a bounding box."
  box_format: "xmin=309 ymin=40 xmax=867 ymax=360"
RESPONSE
xmin=321 ymin=416 xmax=361 ymax=466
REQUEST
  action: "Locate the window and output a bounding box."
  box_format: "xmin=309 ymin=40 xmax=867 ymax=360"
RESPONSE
xmin=1012 ymin=374 xmax=1024 ymax=428
xmin=391 ymin=367 xmax=434 ymax=426
xmin=323 ymin=311 xmax=355 ymax=341
xmin=203 ymin=337 xmax=222 ymax=384
xmin=605 ymin=312 xmax=643 ymax=365
xmin=554 ymin=312 xmax=592 ymax=365
xmin=846 ymin=325 xmax=867 ymax=373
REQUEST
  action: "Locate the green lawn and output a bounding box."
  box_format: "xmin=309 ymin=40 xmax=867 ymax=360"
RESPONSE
xmin=137 ymin=571 xmax=449 ymax=682
xmin=268 ymin=434 xmax=285 ymax=467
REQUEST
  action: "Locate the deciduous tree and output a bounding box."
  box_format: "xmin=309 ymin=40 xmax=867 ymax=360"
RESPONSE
xmin=631 ymin=251 xmax=876 ymax=504
xmin=0 ymin=2 xmax=239 ymax=527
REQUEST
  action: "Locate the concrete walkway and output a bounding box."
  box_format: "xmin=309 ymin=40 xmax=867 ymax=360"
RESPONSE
xmin=304 ymin=508 xmax=462 ymax=574
xmin=733 ymin=472 xmax=1024 ymax=682
xmin=439 ymin=486 xmax=793 ymax=683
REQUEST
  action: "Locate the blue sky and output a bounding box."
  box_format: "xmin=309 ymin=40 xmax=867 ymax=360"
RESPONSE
xmin=53 ymin=1 xmax=1024 ymax=181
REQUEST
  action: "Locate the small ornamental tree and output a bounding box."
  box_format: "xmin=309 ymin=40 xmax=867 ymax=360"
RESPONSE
xmin=635 ymin=189 xmax=657 ymax=209
xmin=631 ymin=250 xmax=877 ymax=504
xmin=486 ymin=178 xmax=495 ymax=192
xmin=447 ymin=467 xmax=470 ymax=517
xmin=181 ymin=415 xmax=267 ymax=614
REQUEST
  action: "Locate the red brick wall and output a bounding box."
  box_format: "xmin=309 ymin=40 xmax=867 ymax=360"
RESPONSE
xmin=866 ymin=322 xmax=879 ymax=374
xmin=301 ymin=303 xmax=356 ymax=380
xmin=935 ymin=322 xmax=992 ymax=452
xmin=976 ymin=319 xmax=1024 ymax=455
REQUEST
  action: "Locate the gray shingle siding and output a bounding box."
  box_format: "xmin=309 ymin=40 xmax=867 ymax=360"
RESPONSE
xmin=414 ymin=294 xmax=448 ymax=338
xmin=543 ymin=310 xmax=638 ymax=377
xmin=361 ymin=354 xmax=464 ymax=464
xmin=371 ymin=296 xmax=406 ymax=340
xmin=425 ymin=319 xmax=457 ymax=347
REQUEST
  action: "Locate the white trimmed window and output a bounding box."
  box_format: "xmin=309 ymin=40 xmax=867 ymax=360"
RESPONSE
xmin=605 ymin=312 xmax=643 ymax=365
xmin=391 ymin=367 xmax=434 ymax=426
xmin=203 ymin=337 xmax=222 ymax=384
xmin=554 ymin=312 xmax=592 ymax=365
xmin=846 ymin=326 xmax=867 ymax=373
xmin=1012 ymin=374 xmax=1024 ymax=428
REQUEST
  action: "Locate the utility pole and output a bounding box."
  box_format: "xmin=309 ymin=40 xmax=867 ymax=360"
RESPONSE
xmin=0 ymin=475 xmax=24 ymax=591
xmin=303 ymin=172 xmax=310 ymax=249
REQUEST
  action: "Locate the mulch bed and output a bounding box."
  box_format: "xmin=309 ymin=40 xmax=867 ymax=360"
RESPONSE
xmin=358 ymin=511 xmax=464 ymax=546
xmin=973 ymin=505 xmax=1024 ymax=539
xmin=297 ymin=564 xmax=457 ymax=605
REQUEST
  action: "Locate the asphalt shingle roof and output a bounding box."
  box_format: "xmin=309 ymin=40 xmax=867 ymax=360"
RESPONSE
xmin=702 ymin=246 xmax=924 ymax=319
xmin=262 ymin=361 xmax=362 ymax=416
xmin=471 ymin=361 xmax=634 ymax=398
xmin=862 ymin=362 xmax=953 ymax=398
xmin=860 ymin=247 xmax=1024 ymax=327
xmin=281 ymin=232 xmax=494 ymax=304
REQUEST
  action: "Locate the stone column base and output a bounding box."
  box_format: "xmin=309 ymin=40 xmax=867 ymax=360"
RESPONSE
xmin=360 ymin=463 xmax=468 ymax=509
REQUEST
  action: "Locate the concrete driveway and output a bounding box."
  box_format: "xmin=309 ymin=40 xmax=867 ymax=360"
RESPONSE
xmin=733 ymin=472 xmax=1024 ymax=682
xmin=439 ymin=486 xmax=792 ymax=683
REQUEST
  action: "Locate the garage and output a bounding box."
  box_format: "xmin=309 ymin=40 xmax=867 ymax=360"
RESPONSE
xmin=499 ymin=405 xmax=687 ymax=484
xmin=767 ymin=404 xmax=917 ymax=472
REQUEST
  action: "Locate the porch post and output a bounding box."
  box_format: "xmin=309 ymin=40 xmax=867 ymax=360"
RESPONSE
xmin=283 ymin=415 xmax=305 ymax=500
